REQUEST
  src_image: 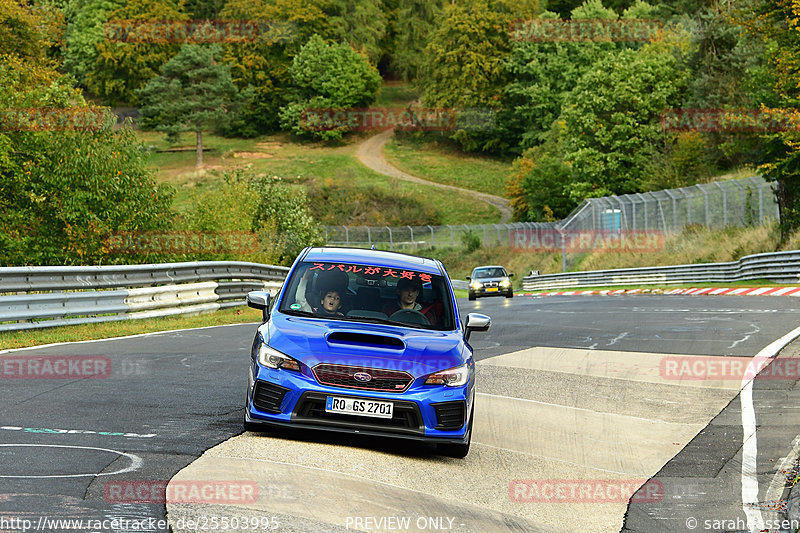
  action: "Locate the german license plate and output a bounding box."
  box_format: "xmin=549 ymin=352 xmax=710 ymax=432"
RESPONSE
xmin=325 ymin=396 xmax=393 ymax=419
xmin=486 ymin=287 xmax=499 ymax=292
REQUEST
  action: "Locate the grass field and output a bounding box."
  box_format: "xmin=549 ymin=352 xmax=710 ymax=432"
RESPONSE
xmin=384 ymin=136 xmax=512 ymax=196
xmin=0 ymin=306 xmax=263 ymax=350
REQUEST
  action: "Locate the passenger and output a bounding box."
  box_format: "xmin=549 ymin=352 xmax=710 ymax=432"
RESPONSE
xmin=382 ymin=277 xmax=438 ymax=325
xmin=316 ymin=287 xmax=344 ymax=317
xmin=293 ymin=270 xmax=345 ymax=317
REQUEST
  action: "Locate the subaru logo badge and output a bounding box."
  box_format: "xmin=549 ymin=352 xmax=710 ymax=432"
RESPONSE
xmin=353 ymin=372 xmax=372 ymax=382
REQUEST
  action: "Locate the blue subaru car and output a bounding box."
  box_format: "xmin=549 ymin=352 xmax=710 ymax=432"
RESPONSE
xmin=243 ymin=246 xmax=491 ymax=457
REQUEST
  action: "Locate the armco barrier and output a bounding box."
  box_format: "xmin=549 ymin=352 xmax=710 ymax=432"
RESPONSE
xmin=0 ymin=261 xmax=469 ymax=332
xmin=522 ymin=250 xmax=800 ymax=291
xmin=0 ymin=261 xmax=289 ymax=332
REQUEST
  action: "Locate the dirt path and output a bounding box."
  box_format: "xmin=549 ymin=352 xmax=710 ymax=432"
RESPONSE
xmin=355 ymin=129 xmax=513 ymax=223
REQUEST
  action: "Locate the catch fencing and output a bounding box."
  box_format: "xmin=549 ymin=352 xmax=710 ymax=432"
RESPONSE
xmin=323 ymin=176 xmax=777 ymax=250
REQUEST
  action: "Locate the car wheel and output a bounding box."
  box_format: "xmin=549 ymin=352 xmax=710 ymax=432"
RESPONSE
xmin=468 ymin=292 xmax=476 ymax=301
xmin=437 ymin=406 xmax=473 ymax=458
xmin=505 ymin=291 xmax=513 ymax=299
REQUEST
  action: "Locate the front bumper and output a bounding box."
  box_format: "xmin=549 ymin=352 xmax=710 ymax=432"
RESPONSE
xmin=246 ymin=364 xmax=472 ymax=441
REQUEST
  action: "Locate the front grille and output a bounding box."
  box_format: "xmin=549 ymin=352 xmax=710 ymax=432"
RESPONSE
xmin=483 ymin=281 xmax=498 ymax=288
xmin=313 ymin=364 xmax=413 ymax=393
xmin=432 ymin=401 xmax=466 ymax=430
xmin=293 ymin=392 xmax=424 ymax=434
xmin=252 ymin=381 xmax=290 ymax=413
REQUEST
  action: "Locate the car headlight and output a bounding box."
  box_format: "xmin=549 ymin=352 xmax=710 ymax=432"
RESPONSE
xmin=425 ymin=363 xmax=470 ymax=387
xmin=499 ymin=279 xmax=511 ymax=288
xmin=257 ymin=342 xmax=300 ymax=371
xmin=470 ymin=282 xmax=483 ymax=290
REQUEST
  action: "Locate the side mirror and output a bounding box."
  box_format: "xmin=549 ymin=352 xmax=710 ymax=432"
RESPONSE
xmin=466 ymin=276 xmax=471 ymax=281
xmin=508 ymin=273 xmax=514 ymax=278
xmin=247 ymin=291 xmax=271 ymax=323
xmin=464 ymin=313 xmax=491 ymax=342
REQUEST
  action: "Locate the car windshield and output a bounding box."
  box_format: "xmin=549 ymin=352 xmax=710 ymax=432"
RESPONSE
xmin=473 ymin=268 xmax=506 ymax=278
xmin=279 ymin=261 xmax=455 ymax=330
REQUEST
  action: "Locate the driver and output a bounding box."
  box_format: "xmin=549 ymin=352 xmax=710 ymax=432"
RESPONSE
xmin=382 ymin=277 xmax=437 ymax=325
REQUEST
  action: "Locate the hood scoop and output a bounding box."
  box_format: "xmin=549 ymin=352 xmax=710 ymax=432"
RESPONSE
xmin=326 ymin=331 xmax=405 ymax=349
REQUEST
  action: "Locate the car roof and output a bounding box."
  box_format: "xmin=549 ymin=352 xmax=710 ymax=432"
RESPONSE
xmin=303 ymin=247 xmax=443 ymax=275
xmin=473 ymin=265 xmax=506 ymax=271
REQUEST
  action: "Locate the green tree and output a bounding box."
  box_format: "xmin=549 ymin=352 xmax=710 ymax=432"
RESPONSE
xmin=137 ymin=44 xmax=245 ymax=168
xmin=417 ymin=0 xmax=539 ymax=153
xmin=327 ymin=0 xmax=387 ymax=66
xmin=390 ymin=0 xmax=444 ymax=81
xmin=736 ymin=0 xmax=800 ymax=239
xmin=0 ymin=56 xmax=173 ymax=265
xmin=86 ymin=0 xmax=187 ymax=104
xmin=219 ymin=0 xmax=346 ymax=134
xmin=63 ymin=0 xmax=124 ymax=87
xmin=279 ymin=34 xmax=381 ymax=141
xmin=559 ymin=42 xmax=688 ymax=197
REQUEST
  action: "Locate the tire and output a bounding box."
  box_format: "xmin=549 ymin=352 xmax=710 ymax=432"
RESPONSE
xmin=468 ymin=292 xmax=476 ymax=301
xmin=438 ymin=407 xmax=473 ymax=458
xmin=505 ymin=291 xmax=514 ymax=299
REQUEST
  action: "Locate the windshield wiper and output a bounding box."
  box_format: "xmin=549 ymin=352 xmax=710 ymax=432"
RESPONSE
xmin=281 ymin=309 xmax=316 ymax=318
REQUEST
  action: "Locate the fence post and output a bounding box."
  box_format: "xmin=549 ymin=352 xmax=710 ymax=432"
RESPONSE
xmin=681 ymin=187 xmax=691 ymax=226
xmin=714 ymin=182 xmax=727 ymax=227
xmin=408 ymin=225 xmax=414 ymax=249
xmin=750 ymin=176 xmax=764 ymax=222
xmin=386 ymin=226 xmax=393 ymax=250
xmin=732 ymin=179 xmax=746 ymax=224
xmin=428 ymin=225 xmax=434 ymax=248
xmin=664 ymin=190 xmax=678 ymax=233
xmin=366 ymin=226 xmax=372 ymax=247
xmin=448 ymin=225 xmax=453 ymax=247
xmin=697 ymin=184 xmax=710 ymax=228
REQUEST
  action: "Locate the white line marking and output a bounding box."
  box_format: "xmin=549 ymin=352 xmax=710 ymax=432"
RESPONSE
xmin=728 ymin=323 xmax=760 ymax=350
xmin=606 ymin=332 xmax=629 ymax=346
xmin=0 ymin=444 xmax=142 ymax=478
xmin=739 ymin=324 xmax=800 ymax=531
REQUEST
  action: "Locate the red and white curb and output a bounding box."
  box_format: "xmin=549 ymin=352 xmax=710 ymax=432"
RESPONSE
xmin=521 ymin=287 xmax=800 ymax=297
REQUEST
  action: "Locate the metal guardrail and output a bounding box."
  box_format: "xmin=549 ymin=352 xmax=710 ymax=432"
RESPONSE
xmin=522 ymin=250 xmax=800 ymax=291
xmin=0 ymin=261 xmax=469 ymax=332
xmin=0 ymin=261 xmax=290 ymax=332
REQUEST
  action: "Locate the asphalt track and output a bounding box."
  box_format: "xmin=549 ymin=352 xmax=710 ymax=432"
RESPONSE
xmin=2 ymin=295 xmax=800 ymax=532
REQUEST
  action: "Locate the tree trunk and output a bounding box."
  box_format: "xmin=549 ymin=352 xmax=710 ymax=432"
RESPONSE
xmin=196 ymin=129 xmax=203 ymax=168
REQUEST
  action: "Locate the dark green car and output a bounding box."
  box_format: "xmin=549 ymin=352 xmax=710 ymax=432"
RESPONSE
xmin=466 ymin=265 xmax=514 ymax=300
